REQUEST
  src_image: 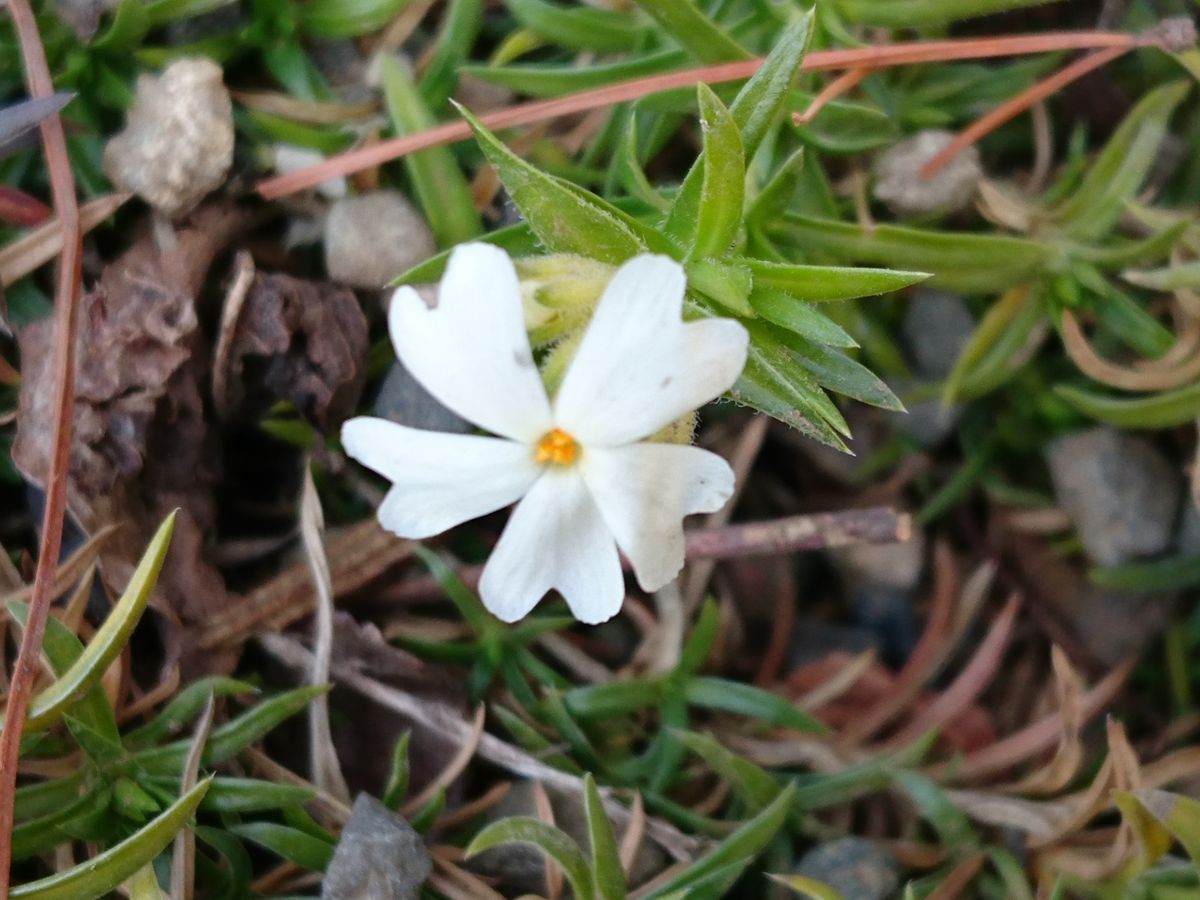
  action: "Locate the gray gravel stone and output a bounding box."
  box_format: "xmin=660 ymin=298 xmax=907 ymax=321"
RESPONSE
xmin=1046 ymin=427 xmax=1180 ymax=567
xmin=795 ymin=837 xmax=900 ymax=900
xmin=374 ymin=359 xmax=471 ymax=434
xmin=324 ymin=192 xmax=437 ymax=289
xmin=102 ymin=58 xmax=234 ymax=219
xmin=873 ymin=130 xmax=982 ymax=218
xmin=902 ymin=289 xmax=975 ymax=379
xmin=322 ymin=794 xmax=429 ymax=900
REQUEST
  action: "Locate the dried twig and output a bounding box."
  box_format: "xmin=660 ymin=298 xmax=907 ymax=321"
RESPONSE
xmin=0 ymin=4 xmax=84 ymax=893
xmin=257 ymin=31 xmax=1157 ymax=200
xmin=257 ymin=632 xmax=703 ymax=861
xmin=300 ymin=465 xmax=350 ymax=802
xmin=920 ymin=46 xmax=1128 ymax=179
xmin=385 ymin=507 xmax=911 ymax=605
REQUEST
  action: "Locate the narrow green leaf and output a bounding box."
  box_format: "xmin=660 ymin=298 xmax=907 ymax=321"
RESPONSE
xmin=686 ymin=258 xmax=754 ymax=316
xmin=1054 ymin=82 xmax=1190 ymax=241
xmin=631 ymin=0 xmax=751 ymax=63
xmin=677 ymin=597 xmax=719 ymax=676
xmin=683 ymin=677 xmax=826 ymax=732
xmin=769 ymin=873 xmax=846 ymax=899
xmin=461 ymin=48 xmax=685 ymax=98
xmin=7 ymin=601 xmax=121 ymax=757
xmin=893 ymin=770 xmax=978 ymax=850
xmin=676 ymin=731 xmax=779 ymax=809
xmin=229 ymin=822 xmax=335 ymax=871
xmin=505 ymin=0 xmax=650 ymax=52
xmin=419 ymin=0 xmax=484 ymax=107
xmin=775 ymin=215 xmax=1050 ymax=295
xmin=135 ymin=685 xmax=327 ymax=774
xmin=790 ymin=92 xmax=896 ymax=155
xmin=1089 ymin=554 xmax=1200 ymax=592
xmin=459 ymin=104 xmax=667 ymax=263
xmin=733 ymin=342 xmax=849 ymax=449
xmin=666 ymin=84 xmax=745 ymax=257
xmin=790 ymin=336 xmax=904 ymax=411
xmin=3 ymin=514 xmax=175 ymax=735
xmin=393 ymin=221 xmax=539 ymax=285
xmin=663 ymin=12 xmax=812 ymax=253
xmin=140 ymin=775 xmax=315 ymax=813
xmin=1124 ymin=259 xmax=1200 ymax=291
xmin=124 ymin=677 xmax=256 ymax=749
xmin=1113 ymin=791 xmax=1175 ymax=869
xmin=750 ymin=289 xmax=858 ymax=348
xmin=1129 ymin=789 xmax=1200 ymax=866
xmin=296 ymin=0 xmax=407 ymax=38
xmin=747 ymin=147 xmax=806 ymax=227
xmin=467 ymin=818 xmax=594 ymax=898
xmin=583 ymin=775 xmax=626 ymax=900
xmin=382 ymin=731 xmax=412 ymax=809
xmin=643 ymin=782 xmax=798 ymax=898
xmin=564 ymin=678 xmax=665 ymax=719
xmin=945 ymin=287 xmax=1044 ymax=402
xmin=743 ymin=258 xmax=927 ymax=301
xmin=380 ymin=55 xmax=481 ymax=246
xmin=1054 ymin=380 xmax=1200 ymax=430
xmin=11 ymin=786 xmax=113 ymax=862
xmin=833 ymin=0 xmax=1061 ymax=26
xmin=10 ymin=779 xmax=210 ymax=900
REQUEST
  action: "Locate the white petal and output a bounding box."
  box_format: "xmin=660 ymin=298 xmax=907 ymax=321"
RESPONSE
xmin=389 ymin=243 xmax=552 ymax=442
xmin=479 ymin=468 xmax=624 ymax=624
xmin=581 ymin=442 xmax=734 ymax=592
xmin=342 ymin=417 xmax=538 ymax=539
xmin=553 ymin=255 xmax=749 ymax=446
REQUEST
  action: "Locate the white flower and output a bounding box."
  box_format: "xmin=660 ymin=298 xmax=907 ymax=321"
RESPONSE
xmin=341 ymin=243 xmax=749 ymax=624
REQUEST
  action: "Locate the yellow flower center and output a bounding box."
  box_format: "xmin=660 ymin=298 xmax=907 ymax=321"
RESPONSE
xmin=534 ymin=428 xmax=579 ymax=466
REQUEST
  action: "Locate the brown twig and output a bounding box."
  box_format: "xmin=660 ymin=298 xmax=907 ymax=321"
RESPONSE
xmin=381 ymin=507 xmax=911 ymax=606
xmin=920 ymin=46 xmax=1129 ymax=179
xmin=792 ymin=67 xmax=869 ymax=125
xmin=257 ymin=31 xmax=1155 ymax=200
xmin=0 ymin=2 xmax=83 ymax=894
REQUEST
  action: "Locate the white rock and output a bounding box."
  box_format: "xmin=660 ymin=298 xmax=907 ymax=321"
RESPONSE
xmin=324 ymin=192 xmax=437 ymax=289
xmin=873 ymin=130 xmax=982 ymax=218
xmin=102 ymin=58 xmax=234 ymax=219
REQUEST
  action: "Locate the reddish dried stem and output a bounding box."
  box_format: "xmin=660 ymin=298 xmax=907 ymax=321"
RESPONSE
xmin=256 ymin=30 xmax=1152 ymax=200
xmin=920 ymin=45 xmax=1130 ymax=178
xmin=0 ymin=2 xmax=83 ymax=895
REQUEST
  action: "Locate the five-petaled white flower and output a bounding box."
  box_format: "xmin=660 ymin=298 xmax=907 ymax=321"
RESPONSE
xmin=342 ymin=243 xmax=749 ymax=624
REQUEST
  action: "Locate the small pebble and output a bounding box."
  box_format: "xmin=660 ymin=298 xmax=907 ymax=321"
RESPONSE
xmin=873 ymin=130 xmax=982 ymax=218
xmin=324 ymin=191 xmax=437 ymax=289
xmin=1046 ymin=427 xmax=1179 ymax=567
xmin=322 ymin=794 xmax=430 ymax=900
xmin=102 ymin=58 xmax=234 ymax=219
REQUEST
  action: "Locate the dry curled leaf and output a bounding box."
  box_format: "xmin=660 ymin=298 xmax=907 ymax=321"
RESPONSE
xmin=220 ymin=271 xmax=367 ymax=428
xmin=12 ymin=203 xmax=251 ymax=677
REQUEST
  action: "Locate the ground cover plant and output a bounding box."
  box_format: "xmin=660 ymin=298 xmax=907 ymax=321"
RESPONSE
xmin=3 ymin=0 xmax=1200 ymax=897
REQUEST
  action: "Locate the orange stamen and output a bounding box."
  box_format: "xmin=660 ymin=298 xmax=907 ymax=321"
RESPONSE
xmin=534 ymin=428 xmax=579 ymax=466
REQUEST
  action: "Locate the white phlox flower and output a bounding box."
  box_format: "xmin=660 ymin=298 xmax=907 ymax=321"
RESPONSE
xmin=341 ymin=243 xmax=749 ymax=624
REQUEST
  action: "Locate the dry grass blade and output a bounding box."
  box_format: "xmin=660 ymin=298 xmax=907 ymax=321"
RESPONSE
xmin=794 ymin=649 xmax=877 ymax=713
xmin=257 ymin=31 xmax=1153 ymax=199
xmin=257 ymin=632 xmax=702 ymax=860
xmin=620 ymin=792 xmax=647 ymax=879
xmin=211 ymin=250 xmax=256 ymax=420
xmin=1005 ymin=646 xmax=1086 ymax=795
xmin=1060 ymin=307 xmax=1200 ymax=390
xmin=926 ymin=852 xmax=985 ymax=899
xmin=432 ymin=781 xmax=512 ymax=831
xmin=928 ymin=660 xmax=1134 ymax=783
xmin=299 ymin=465 xmax=349 ymax=803
xmin=199 ymin=518 xmax=413 ymax=648
xmin=230 ymin=90 xmax=379 ymax=124
xmin=429 ymin=851 xmax=507 ymax=900
xmin=840 ymin=543 xmax=965 ymax=745
xmin=792 ymin=67 xmax=869 ymax=125
xmin=532 ymin=780 xmax=562 ymax=900
xmin=171 ymin=693 xmax=215 ymax=900
xmin=0 ymin=5 xmax=86 ymax=891
xmin=0 ymin=523 xmax=118 ymax=613
xmin=890 ymin=593 xmax=1021 ymax=746
xmin=401 ymin=704 xmax=486 ymax=817
xmin=0 ymin=192 xmax=129 ymax=288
